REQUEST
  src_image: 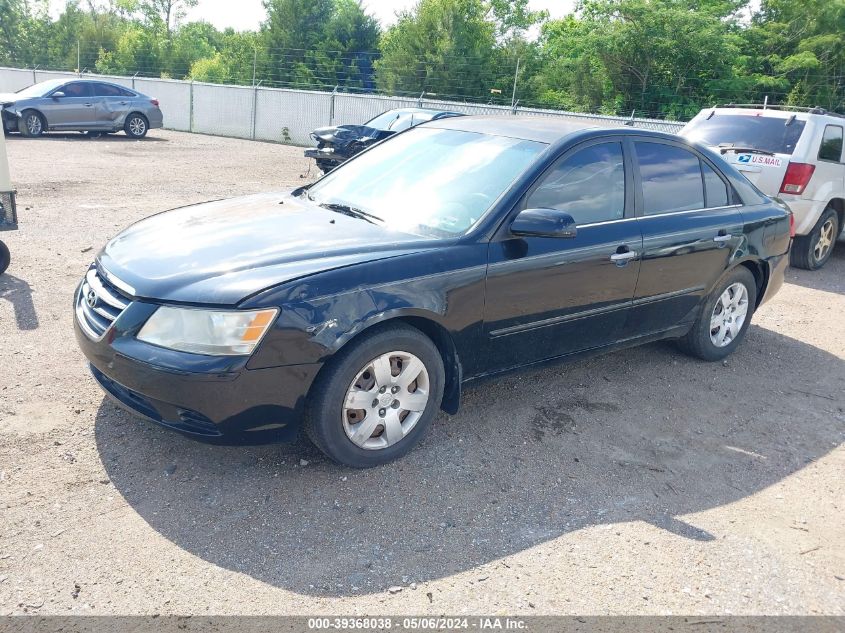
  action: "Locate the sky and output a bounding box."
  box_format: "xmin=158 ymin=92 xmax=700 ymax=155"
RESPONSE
xmin=183 ymin=0 xmax=575 ymax=32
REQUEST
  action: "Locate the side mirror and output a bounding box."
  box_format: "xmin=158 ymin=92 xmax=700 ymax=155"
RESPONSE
xmin=52 ymin=91 xmax=66 ymax=99
xmin=510 ymin=208 xmax=577 ymax=239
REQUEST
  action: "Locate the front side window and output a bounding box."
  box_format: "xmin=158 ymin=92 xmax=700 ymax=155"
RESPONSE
xmin=526 ymin=142 xmax=625 ymax=224
xmin=636 ymin=142 xmax=705 ymax=215
xmin=60 ymin=82 xmax=93 ymax=98
xmin=818 ymin=125 xmax=843 ymax=162
xmin=306 ymin=127 xmax=545 ymax=237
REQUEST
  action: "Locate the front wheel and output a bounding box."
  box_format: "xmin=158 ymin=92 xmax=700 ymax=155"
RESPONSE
xmin=0 ymin=240 xmax=10 ymax=275
xmin=790 ymin=207 xmax=839 ymax=270
xmin=124 ymin=113 xmax=149 ymax=139
xmin=18 ymin=110 xmax=45 ymax=137
xmin=678 ymin=267 xmax=757 ymax=361
xmin=304 ymin=324 xmax=445 ymax=467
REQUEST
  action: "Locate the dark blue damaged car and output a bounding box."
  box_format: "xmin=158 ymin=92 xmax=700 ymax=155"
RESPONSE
xmin=75 ymin=116 xmax=791 ymax=467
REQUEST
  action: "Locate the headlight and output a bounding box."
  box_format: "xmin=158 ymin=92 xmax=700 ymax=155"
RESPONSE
xmin=137 ymin=307 xmax=278 ymax=356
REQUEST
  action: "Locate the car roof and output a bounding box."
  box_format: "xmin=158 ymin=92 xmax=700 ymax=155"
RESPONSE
xmin=424 ymin=115 xmax=624 ymax=143
xmin=697 ymin=106 xmax=845 ymax=124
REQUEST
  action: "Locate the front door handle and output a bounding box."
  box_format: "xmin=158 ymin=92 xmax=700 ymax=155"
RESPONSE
xmin=84 ymin=103 xmax=93 ymax=107
xmin=713 ymin=234 xmax=732 ymax=243
xmin=610 ymin=250 xmax=638 ymax=263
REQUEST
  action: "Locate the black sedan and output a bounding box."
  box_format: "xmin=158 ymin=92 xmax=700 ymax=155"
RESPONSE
xmin=75 ymin=117 xmax=791 ymax=467
xmin=304 ymin=107 xmax=463 ymax=173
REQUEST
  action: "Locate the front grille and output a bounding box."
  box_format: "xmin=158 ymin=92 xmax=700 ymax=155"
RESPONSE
xmin=0 ymin=191 xmax=17 ymax=230
xmin=76 ymin=268 xmax=131 ymax=340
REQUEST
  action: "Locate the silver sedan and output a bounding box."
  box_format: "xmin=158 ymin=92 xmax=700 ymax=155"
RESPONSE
xmin=1 ymin=78 xmax=163 ymax=139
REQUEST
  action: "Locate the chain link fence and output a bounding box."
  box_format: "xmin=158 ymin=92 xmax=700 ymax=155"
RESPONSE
xmin=0 ymin=66 xmax=684 ymax=145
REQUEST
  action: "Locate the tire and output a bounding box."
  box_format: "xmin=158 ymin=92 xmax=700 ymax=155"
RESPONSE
xmin=677 ymin=266 xmax=757 ymax=361
xmin=18 ymin=110 xmax=45 ymax=138
xmin=790 ymin=207 xmax=839 ymax=270
xmin=124 ymin=113 xmax=149 ymax=139
xmin=0 ymin=240 xmax=10 ymax=275
xmin=303 ymin=323 xmax=445 ymax=468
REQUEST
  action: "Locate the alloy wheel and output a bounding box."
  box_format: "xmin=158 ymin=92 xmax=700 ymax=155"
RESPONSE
xmin=709 ymin=282 xmax=749 ymax=348
xmin=26 ymin=114 xmax=42 ymax=135
xmin=128 ymin=116 xmax=146 ymax=137
xmin=814 ymin=218 xmax=835 ymax=263
xmin=342 ymin=350 xmax=430 ymax=450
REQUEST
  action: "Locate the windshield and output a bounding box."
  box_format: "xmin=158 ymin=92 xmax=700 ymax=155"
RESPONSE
xmin=365 ymin=110 xmax=434 ymax=131
xmin=683 ymin=113 xmax=806 ymax=155
xmin=14 ymin=79 xmax=66 ymax=98
xmin=306 ymin=127 xmax=545 ymax=237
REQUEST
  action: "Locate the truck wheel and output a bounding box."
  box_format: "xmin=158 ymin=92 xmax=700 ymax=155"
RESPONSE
xmin=0 ymin=241 xmax=10 ymax=275
xmin=790 ymin=207 xmax=839 ymax=270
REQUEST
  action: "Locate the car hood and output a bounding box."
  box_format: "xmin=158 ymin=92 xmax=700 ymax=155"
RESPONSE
xmin=97 ymin=192 xmax=433 ymax=305
xmin=312 ymin=124 xmax=381 ymax=143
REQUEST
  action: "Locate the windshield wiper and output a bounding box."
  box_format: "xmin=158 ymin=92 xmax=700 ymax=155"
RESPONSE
xmin=319 ymin=202 xmax=384 ymax=225
xmin=718 ymin=144 xmax=775 ymax=156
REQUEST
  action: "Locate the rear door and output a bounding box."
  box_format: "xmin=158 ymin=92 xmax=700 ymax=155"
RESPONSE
xmin=42 ymin=81 xmax=95 ymax=128
xmin=483 ymin=139 xmax=642 ymax=371
xmin=91 ymin=82 xmax=133 ymax=129
xmin=626 ymin=139 xmax=744 ymax=335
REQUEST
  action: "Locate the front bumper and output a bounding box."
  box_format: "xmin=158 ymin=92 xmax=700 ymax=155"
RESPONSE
xmin=74 ymin=281 xmax=321 ymax=445
xmin=303 ymin=147 xmax=345 ymax=165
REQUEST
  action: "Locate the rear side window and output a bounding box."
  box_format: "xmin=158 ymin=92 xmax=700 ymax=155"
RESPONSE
xmin=635 ymin=142 xmax=704 ymax=215
xmin=93 ymin=83 xmax=125 ymax=97
xmin=818 ymin=125 xmax=843 ymax=162
xmin=702 ymin=162 xmax=730 ymax=208
xmin=683 ymin=113 xmax=806 ymax=155
xmin=527 ymin=142 xmax=625 ymax=224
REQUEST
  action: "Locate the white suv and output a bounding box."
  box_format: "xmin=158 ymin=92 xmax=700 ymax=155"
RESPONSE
xmin=682 ymin=105 xmax=844 ymax=269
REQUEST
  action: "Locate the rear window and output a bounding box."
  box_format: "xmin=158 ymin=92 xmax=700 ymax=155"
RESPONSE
xmin=683 ymin=113 xmax=806 ymax=155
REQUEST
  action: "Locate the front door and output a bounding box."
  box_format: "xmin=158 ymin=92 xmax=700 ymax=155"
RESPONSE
xmin=483 ymin=140 xmax=642 ymax=372
xmin=626 ymin=139 xmax=745 ymax=335
xmin=42 ymin=81 xmax=95 ymax=128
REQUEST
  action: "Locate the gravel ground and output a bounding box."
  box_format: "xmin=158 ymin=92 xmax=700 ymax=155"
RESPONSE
xmin=0 ymin=129 xmax=843 ymax=616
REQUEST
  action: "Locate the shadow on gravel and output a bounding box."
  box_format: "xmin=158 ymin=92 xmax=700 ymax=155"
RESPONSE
xmin=94 ymin=326 xmax=844 ymax=597
xmin=785 ymin=238 xmax=845 ymax=295
xmin=5 ymin=132 xmax=167 ymax=143
xmin=0 ymin=273 xmax=38 ymax=330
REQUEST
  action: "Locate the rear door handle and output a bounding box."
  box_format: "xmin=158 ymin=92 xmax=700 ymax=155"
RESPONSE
xmin=84 ymin=103 xmax=93 ymax=107
xmin=713 ymin=234 xmax=732 ymax=243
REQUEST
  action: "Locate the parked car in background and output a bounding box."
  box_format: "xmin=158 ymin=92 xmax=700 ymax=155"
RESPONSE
xmin=304 ymin=107 xmax=464 ymax=173
xmin=1 ymin=78 xmax=163 ymax=139
xmin=682 ymin=105 xmax=844 ymax=269
xmin=75 ymin=117 xmax=791 ymax=467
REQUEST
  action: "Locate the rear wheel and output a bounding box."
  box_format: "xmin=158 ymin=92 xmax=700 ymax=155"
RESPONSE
xmin=304 ymin=324 xmax=445 ymax=467
xmin=790 ymin=207 xmax=839 ymax=270
xmin=124 ymin=113 xmax=149 ymax=139
xmin=18 ymin=110 xmax=45 ymax=138
xmin=0 ymin=240 xmax=10 ymax=275
xmin=678 ymin=267 xmax=757 ymax=361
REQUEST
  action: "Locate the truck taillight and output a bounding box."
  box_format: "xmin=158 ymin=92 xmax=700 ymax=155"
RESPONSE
xmin=779 ymin=162 xmax=815 ymax=194
xmin=150 ymin=99 xmax=159 ymax=107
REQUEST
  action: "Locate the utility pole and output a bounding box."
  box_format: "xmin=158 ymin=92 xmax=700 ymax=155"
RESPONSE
xmin=511 ymin=58 xmax=521 ymax=110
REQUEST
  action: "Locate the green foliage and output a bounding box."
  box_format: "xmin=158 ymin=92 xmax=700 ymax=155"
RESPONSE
xmin=0 ymin=0 xmax=842 ymax=118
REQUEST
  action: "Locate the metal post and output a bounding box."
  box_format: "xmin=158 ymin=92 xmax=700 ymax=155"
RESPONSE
xmin=252 ymin=48 xmax=258 ymax=87
xmin=189 ymin=80 xmax=194 ymax=133
xmin=32 ymin=65 xmax=38 ymax=84
xmin=77 ymin=41 xmax=81 ymax=77
xmin=510 ymin=58 xmax=520 ymax=110
xmin=418 ymin=91 xmax=425 ymax=108
xmin=132 ymin=72 xmax=138 ymax=90
xmin=330 ymin=85 xmax=338 ymax=124
xmin=763 ymin=95 xmax=769 ymax=110
xmin=252 ymin=83 xmax=258 ymax=140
